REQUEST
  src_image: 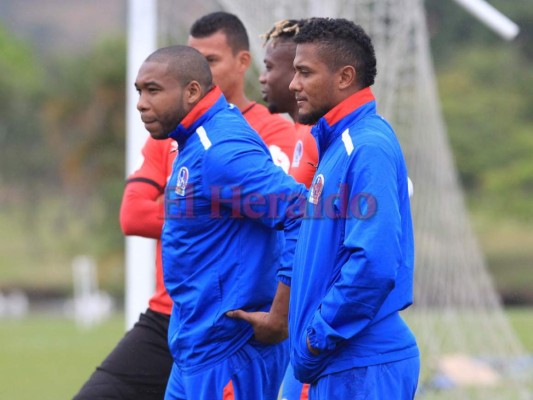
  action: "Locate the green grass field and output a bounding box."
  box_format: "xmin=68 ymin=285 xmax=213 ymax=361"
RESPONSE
xmin=0 ymin=309 xmax=531 ymax=400
xmin=0 ymin=315 xmax=124 ymax=400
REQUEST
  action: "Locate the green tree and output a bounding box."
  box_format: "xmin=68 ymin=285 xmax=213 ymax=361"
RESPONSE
xmin=425 ymin=0 xmax=533 ymax=302
xmin=0 ymin=24 xmax=47 ymax=201
xmin=0 ymin=31 xmax=127 ymax=292
xmin=39 ymin=37 xmax=127 ymax=261
xmin=426 ymin=0 xmax=533 ymax=222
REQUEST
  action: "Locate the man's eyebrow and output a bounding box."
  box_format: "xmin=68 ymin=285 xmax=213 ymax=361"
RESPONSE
xmin=136 ymin=80 xmax=162 ymax=88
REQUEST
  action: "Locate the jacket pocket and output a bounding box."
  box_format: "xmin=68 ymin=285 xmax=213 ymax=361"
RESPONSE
xmin=292 ymin=327 xmax=329 ymax=383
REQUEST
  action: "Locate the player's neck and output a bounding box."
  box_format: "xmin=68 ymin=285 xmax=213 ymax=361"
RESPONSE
xmin=288 ymin=108 xmax=299 ymax=123
xmin=231 ymin=94 xmax=252 ymax=112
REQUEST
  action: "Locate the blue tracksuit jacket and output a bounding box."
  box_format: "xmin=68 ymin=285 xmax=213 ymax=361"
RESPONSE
xmin=288 ymin=87 xmax=419 ymax=383
xmin=162 ymin=87 xmax=306 ymax=373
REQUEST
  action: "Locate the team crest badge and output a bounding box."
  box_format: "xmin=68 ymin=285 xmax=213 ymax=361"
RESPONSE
xmin=292 ymin=140 xmax=303 ymax=168
xmin=175 ymin=166 xmax=189 ymax=196
xmin=309 ymin=174 xmax=324 ymax=205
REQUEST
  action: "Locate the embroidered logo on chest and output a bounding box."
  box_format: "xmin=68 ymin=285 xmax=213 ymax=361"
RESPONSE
xmin=175 ymin=166 xmax=189 ymax=196
xmin=292 ymin=140 xmax=303 ymax=168
xmin=309 ymin=174 xmax=325 ymax=205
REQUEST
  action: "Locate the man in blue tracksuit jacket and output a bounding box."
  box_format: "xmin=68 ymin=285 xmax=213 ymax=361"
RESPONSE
xmin=135 ymin=45 xmax=307 ymax=400
xmin=287 ymin=18 xmax=420 ymax=399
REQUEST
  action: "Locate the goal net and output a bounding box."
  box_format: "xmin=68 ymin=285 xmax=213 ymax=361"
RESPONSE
xmin=155 ymin=0 xmax=531 ymax=397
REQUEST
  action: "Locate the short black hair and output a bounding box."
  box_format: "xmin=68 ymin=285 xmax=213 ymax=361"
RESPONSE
xmin=146 ymin=45 xmax=213 ymax=90
xmin=190 ymin=12 xmax=249 ymax=54
xmin=294 ymin=18 xmax=377 ymax=88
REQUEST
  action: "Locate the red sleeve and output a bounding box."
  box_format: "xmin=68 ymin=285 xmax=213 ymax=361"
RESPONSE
xmin=119 ymin=137 xmax=176 ymax=239
xmin=289 ymin=124 xmax=319 ymax=188
xmin=243 ymin=103 xmax=296 ymax=173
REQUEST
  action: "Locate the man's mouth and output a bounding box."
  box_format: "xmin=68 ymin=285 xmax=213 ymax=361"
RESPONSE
xmin=142 ymin=118 xmax=157 ymax=125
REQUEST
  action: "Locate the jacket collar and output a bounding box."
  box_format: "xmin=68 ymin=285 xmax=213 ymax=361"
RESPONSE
xmin=168 ymin=86 xmax=225 ymax=146
xmin=311 ymin=87 xmax=375 ymax=158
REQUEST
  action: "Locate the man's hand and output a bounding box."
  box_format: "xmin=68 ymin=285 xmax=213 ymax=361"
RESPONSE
xmin=306 ymin=335 xmax=321 ymax=356
xmin=226 ymin=281 xmax=290 ymax=344
xmin=226 ymin=309 xmax=287 ymax=344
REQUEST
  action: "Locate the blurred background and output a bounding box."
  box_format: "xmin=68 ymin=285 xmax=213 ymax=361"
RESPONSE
xmin=0 ymin=0 xmax=531 ymax=399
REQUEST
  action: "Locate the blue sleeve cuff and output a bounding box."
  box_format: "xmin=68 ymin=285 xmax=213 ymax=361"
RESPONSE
xmin=277 ymin=274 xmax=291 ymax=287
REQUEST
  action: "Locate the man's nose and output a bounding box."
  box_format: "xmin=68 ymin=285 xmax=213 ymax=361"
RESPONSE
xmin=137 ymin=93 xmax=147 ymax=112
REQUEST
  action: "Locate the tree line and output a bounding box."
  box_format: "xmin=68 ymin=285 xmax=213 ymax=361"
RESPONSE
xmin=0 ymin=1 xmax=531 ymax=297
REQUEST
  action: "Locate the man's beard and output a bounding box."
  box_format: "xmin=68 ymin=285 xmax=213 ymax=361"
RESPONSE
xmin=267 ymin=103 xmax=280 ymax=114
xmin=298 ymin=106 xmax=330 ymax=125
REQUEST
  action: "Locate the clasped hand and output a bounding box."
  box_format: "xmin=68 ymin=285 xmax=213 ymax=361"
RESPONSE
xmin=226 ymin=309 xmax=288 ymax=344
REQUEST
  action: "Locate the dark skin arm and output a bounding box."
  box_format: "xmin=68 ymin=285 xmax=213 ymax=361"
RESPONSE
xmin=227 ymin=281 xmax=322 ymax=356
xmin=226 ymin=282 xmax=290 ymax=344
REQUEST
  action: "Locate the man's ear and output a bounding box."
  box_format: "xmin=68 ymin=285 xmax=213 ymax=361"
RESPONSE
xmin=237 ymin=50 xmax=251 ymax=72
xmin=338 ymin=65 xmax=356 ymax=90
xmin=185 ymin=81 xmax=203 ymax=105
